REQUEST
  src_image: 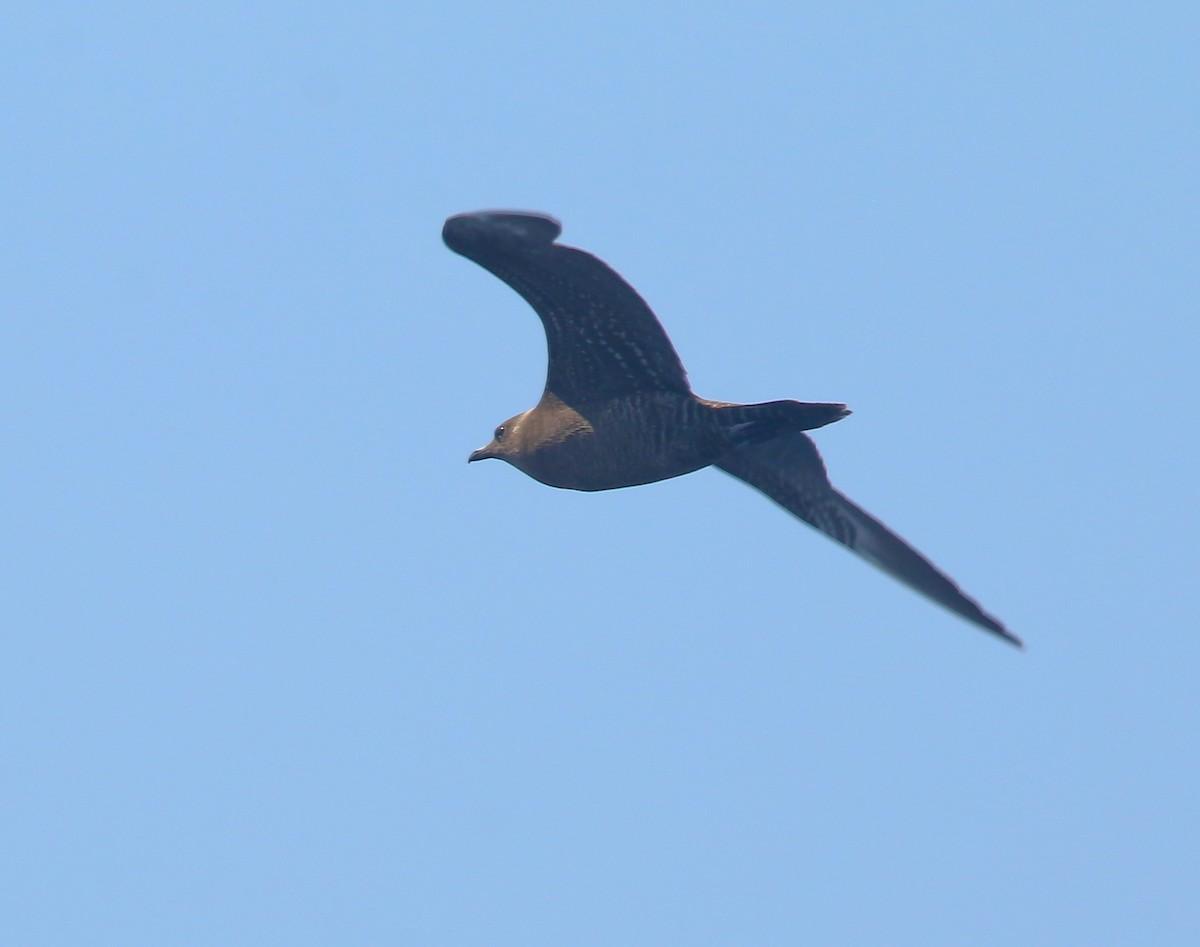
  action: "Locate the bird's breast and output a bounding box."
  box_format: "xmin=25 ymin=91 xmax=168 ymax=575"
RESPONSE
xmin=512 ymin=393 xmax=727 ymax=491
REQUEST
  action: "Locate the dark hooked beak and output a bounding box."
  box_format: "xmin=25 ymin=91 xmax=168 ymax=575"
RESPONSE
xmin=467 ymin=446 xmax=494 ymax=463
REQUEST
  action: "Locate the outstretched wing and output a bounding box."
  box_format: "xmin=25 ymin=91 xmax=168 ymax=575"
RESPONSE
xmin=715 ymin=433 xmax=1020 ymax=646
xmin=443 ymin=211 xmax=691 ymax=404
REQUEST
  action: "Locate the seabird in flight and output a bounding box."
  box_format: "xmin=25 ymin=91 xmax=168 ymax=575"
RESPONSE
xmin=443 ymin=210 xmax=1019 ymax=647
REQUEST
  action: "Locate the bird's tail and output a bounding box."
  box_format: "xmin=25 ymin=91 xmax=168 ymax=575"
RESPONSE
xmin=714 ymin=399 xmax=851 ymax=446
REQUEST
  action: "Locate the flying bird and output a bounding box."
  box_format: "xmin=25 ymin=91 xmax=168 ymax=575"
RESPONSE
xmin=443 ymin=210 xmax=1019 ymax=647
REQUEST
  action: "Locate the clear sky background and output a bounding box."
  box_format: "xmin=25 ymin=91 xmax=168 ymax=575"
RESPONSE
xmin=3 ymin=3 xmax=1198 ymax=944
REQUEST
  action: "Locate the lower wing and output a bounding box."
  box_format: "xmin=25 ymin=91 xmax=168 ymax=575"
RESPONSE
xmin=714 ymin=433 xmax=1020 ymax=647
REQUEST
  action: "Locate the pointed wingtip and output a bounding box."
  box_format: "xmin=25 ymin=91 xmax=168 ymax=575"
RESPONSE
xmin=998 ymin=628 xmax=1025 ymax=650
xmin=443 ymin=210 xmax=562 ymax=255
xmin=980 ymin=617 xmax=1024 ymax=650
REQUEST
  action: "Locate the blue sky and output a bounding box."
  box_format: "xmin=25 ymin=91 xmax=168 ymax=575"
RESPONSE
xmin=3 ymin=3 xmax=1198 ymax=943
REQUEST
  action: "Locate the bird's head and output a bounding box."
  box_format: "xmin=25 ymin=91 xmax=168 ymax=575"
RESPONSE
xmin=468 ymin=411 xmax=527 ymax=465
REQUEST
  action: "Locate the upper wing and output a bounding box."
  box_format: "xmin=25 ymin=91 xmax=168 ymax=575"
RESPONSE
xmin=715 ymin=432 xmax=1020 ymax=647
xmin=443 ymin=211 xmax=691 ymax=404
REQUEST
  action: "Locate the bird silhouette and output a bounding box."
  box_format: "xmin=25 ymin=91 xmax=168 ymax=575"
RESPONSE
xmin=444 ymin=210 xmax=1019 ymax=647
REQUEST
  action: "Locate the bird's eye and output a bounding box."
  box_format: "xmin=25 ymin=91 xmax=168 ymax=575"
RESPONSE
xmin=494 ymin=425 xmax=505 ymax=441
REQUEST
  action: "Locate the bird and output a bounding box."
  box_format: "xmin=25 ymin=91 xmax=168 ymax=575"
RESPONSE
xmin=443 ymin=210 xmax=1020 ymax=648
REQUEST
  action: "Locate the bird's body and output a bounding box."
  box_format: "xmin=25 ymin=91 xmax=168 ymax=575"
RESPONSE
xmin=444 ymin=210 xmax=1020 ymax=647
xmin=475 ymin=391 xmax=849 ymax=491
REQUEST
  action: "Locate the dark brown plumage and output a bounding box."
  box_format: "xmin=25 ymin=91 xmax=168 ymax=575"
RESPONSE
xmin=444 ymin=210 xmax=1019 ymax=647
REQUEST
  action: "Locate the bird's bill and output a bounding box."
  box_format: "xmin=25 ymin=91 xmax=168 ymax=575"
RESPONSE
xmin=467 ymin=445 xmax=496 ymax=463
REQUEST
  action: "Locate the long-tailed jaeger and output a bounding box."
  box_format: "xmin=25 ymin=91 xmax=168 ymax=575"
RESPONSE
xmin=444 ymin=210 xmax=1019 ymax=647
